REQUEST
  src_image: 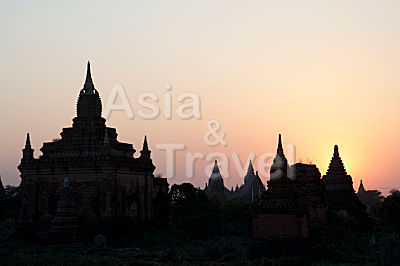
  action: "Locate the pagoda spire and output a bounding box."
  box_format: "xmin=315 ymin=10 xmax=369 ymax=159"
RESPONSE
xmin=270 ymin=134 xmax=288 ymax=180
xmin=212 ymin=160 xmax=220 ymax=174
xmin=76 ymin=62 xmax=102 ymax=118
xmin=140 ymin=135 xmax=151 ymax=159
xmin=277 ymin=133 xmax=284 ymax=156
xmin=326 ymin=145 xmax=347 ymax=176
xmin=358 ymin=179 xmax=365 ymax=193
xmin=83 ymin=61 xmax=95 ymax=94
xmin=209 ymin=160 xmax=224 ymax=181
xmin=25 ymin=133 xmax=31 ymax=148
xmin=334 ymin=144 xmax=339 ymax=157
xmin=247 ymin=160 xmax=255 ymax=175
xmin=22 ymin=133 xmax=34 ymax=160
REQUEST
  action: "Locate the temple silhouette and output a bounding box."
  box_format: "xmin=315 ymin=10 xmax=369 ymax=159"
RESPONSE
xmin=17 ymin=62 xmax=169 ymax=243
xmin=204 ymin=135 xmax=367 ymax=238
xmin=322 ymin=145 xmax=367 ymax=219
xmin=13 ymin=62 xmax=370 ymax=241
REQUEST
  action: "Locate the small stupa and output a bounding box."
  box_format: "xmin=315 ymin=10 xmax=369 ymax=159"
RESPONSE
xmin=48 ymin=178 xmax=79 ymax=244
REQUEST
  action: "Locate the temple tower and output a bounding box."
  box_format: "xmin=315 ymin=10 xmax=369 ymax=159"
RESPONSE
xmin=322 ymin=145 xmax=366 ymax=218
xmin=253 ymin=134 xmax=308 ymax=239
xmin=17 ymin=62 xmax=169 ymax=239
xmin=22 ymin=133 xmax=34 ymax=161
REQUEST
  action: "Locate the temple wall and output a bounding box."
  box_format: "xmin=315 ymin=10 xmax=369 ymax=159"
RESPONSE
xmin=253 ymin=213 xmax=308 ymax=239
xmin=20 ymin=167 xmax=155 ymax=228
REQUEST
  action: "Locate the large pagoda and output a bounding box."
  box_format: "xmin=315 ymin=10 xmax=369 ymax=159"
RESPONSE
xmin=253 ymin=134 xmax=308 ymax=238
xmin=18 ymin=63 xmax=169 ymax=239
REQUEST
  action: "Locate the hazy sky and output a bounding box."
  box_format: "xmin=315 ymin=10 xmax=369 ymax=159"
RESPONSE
xmin=0 ymin=1 xmax=399 ymax=193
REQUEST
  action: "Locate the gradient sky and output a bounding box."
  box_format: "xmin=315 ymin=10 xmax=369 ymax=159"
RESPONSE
xmin=0 ymin=1 xmax=399 ymax=194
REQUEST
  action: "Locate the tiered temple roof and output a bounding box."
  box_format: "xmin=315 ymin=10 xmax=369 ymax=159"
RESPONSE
xmin=17 ymin=62 xmax=169 ymax=239
xmin=322 ymin=145 xmax=366 ymax=217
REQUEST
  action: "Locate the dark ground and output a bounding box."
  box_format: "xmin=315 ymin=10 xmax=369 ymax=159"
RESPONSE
xmin=1 ymin=186 xmax=400 ymax=265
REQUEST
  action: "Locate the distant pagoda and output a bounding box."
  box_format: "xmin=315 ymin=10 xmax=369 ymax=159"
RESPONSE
xmin=357 ymin=179 xmax=383 ymax=213
xmin=232 ymin=160 xmax=265 ymax=202
xmin=253 ymin=134 xmax=308 ymax=239
xmin=204 ymin=160 xmax=229 ymax=200
xmin=322 ymin=145 xmax=366 ymax=218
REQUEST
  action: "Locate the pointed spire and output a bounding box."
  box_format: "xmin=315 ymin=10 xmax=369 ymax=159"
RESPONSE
xmin=334 ymin=145 xmax=339 ymax=157
xmin=247 ymin=160 xmax=255 ymax=175
xmin=212 ymin=160 xmax=220 ymax=173
xmin=140 ymin=135 xmax=151 ymax=159
xmin=358 ymin=179 xmax=365 ymax=193
xmin=22 ymin=133 xmax=34 ymax=160
xmin=326 ymin=145 xmax=347 ymax=176
xmin=209 ymin=160 xmax=223 ymax=182
xmin=25 ymin=133 xmax=31 ymax=148
xmin=83 ymin=61 xmax=95 ymax=94
xmin=270 ymin=134 xmax=288 ymax=180
xmin=277 ymin=133 xmax=284 ymax=156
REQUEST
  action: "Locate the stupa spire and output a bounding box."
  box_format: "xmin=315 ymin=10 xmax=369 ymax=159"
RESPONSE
xmin=209 ymin=160 xmax=224 ymax=182
xmin=326 ymin=145 xmax=347 ymax=176
xmin=247 ymin=160 xmax=255 ymax=175
xmin=358 ymin=179 xmax=365 ymax=193
xmin=25 ymin=133 xmax=31 ymax=148
xmin=212 ymin=160 xmax=220 ymax=174
xmin=270 ymin=134 xmax=288 ymax=180
xmin=140 ymin=135 xmax=151 ymax=159
xmin=22 ymin=133 xmax=34 ymax=160
xmin=334 ymin=145 xmax=339 ymax=157
xmin=143 ymin=135 xmax=148 ymax=149
xmin=76 ymin=62 xmax=102 ymax=118
xmin=277 ymin=133 xmax=284 ymax=156
xmin=83 ymin=61 xmax=95 ymax=94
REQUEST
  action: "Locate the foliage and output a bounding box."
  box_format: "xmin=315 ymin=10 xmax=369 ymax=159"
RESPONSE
xmin=2 ymin=184 xmax=400 ymax=264
xmin=169 ymin=183 xmax=253 ymax=238
xmin=380 ymin=189 xmax=400 ymax=231
xmin=0 ymin=185 xmax=21 ymax=220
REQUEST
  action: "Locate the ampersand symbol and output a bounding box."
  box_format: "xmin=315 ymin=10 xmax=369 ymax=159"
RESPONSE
xmin=203 ymin=119 xmax=227 ymax=147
